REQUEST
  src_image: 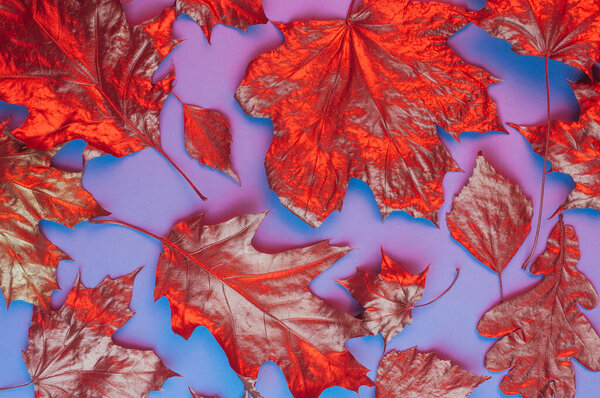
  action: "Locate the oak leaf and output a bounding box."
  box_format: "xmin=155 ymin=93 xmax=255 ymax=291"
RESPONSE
xmin=235 ymin=0 xmax=499 ymax=227
xmin=375 ymin=347 xmax=489 ymax=397
xmin=447 ymin=154 xmax=532 ymax=299
xmin=477 ymin=216 xmax=600 ymax=398
xmin=0 ymin=129 xmax=107 ymax=309
xmin=472 ymin=0 xmax=600 ymax=75
xmin=13 ymin=270 xmax=174 ymax=397
xmin=152 ymin=212 xmax=372 ymax=397
xmin=175 ymin=0 xmax=267 ymax=40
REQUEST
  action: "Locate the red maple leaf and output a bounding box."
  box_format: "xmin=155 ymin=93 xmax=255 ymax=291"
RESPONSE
xmin=477 ymin=215 xmax=600 ymax=398
xmin=375 ymin=347 xmax=490 ymax=397
xmin=0 ymin=0 xmax=206 ymax=199
xmin=1 ymin=270 xmax=175 ymax=397
xmin=447 ymin=153 xmax=533 ymax=300
xmin=235 ymin=0 xmax=499 ymax=227
xmin=0 ymin=128 xmax=107 ymax=309
xmin=147 ymin=212 xmax=372 ymax=397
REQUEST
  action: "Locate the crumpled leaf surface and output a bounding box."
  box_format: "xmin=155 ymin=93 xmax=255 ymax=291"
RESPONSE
xmin=343 ymin=250 xmax=427 ymax=343
xmin=235 ymin=0 xmax=499 ymax=227
xmin=516 ymin=82 xmax=600 ymax=213
xmin=0 ymin=129 xmax=107 ymax=309
xmin=447 ymin=154 xmax=532 ymax=279
xmin=477 ymin=216 xmax=600 ymax=398
xmin=0 ymin=0 xmax=173 ymax=156
xmin=375 ymin=347 xmax=490 ymax=398
xmin=175 ymin=0 xmax=267 ymax=40
xmin=22 ymin=270 xmax=175 ymax=397
xmin=182 ymin=103 xmax=237 ymax=181
xmin=154 ymin=212 xmax=371 ymax=397
xmin=471 ymin=0 xmax=600 ymax=74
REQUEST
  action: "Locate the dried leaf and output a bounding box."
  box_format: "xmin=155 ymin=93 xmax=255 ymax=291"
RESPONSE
xmin=21 ymin=270 xmax=175 ymax=397
xmin=344 ymin=250 xmax=428 ymax=343
xmin=235 ymin=0 xmax=499 ymax=227
xmin=376 ymin=347 xmax=490 ymax=397
xmin=447 ymin=154 xmax=532 ymax=297
xmin=153 ymin=212 xmax=372 ymax=397
xmin=477 ymin=216 xmax=600 ymax=398
xmin=182 ymin=103 xmax=237 ymax=181
xmin=0 ymin=130 xmax=107 ymax=309
xmin=175 ymin=0 xmax=267 ymax=40
xmin=472 ymin=0 xmax=600 ymax=75
xmin=515 ymin=82 xmax=600 ymax=213
xmin=0 ymin=0 xmax=173 ymax=156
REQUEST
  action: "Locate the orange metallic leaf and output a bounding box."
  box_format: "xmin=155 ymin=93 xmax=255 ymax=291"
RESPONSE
xmin=235 ymin=0 xmax=499 ymax=227
xmin=20 ymin=270 xmax=175 ymax=397
xmin=375 ymin=347 xmax=490 ymax=397
xmin=0 ymin=129 xmax=107 ymax=310
xmin=477 ymin=216 xmax=600 ymax=398
xmin=175 ymin=0 xmax=267 ymax=40
xmin=447 ymin=154 xmax=532 ymax=299
xmin=153 ymin=212 xmax=372 ymax=397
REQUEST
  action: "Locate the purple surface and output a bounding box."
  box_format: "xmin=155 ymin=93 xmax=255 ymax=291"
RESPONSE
xmin=1 ymin=0 xmax=600 ymax=397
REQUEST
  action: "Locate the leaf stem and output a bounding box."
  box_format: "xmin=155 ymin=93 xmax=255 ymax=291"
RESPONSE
xmin=0 ymin=381 xmax=34 ymax=391
xmin=498 ymin=273 xmax=504 ymax=303
xmin=412 ymin=268 xmax=460 ymax=308
xmin=522 ymin=55 xmax=551 ymax=270
xmin=346 ymin=0 xmax=357 ymax=22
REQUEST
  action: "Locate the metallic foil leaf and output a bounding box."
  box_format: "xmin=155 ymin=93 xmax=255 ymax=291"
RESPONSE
xmin=235 ymin=0 xmax=500 ymax=227
xmin=477 ymin=216 xmax=600 ymax=398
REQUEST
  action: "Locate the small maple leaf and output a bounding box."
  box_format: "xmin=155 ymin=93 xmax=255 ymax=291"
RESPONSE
xmin=477 ymin=215 xmax=600 ymax=398
xmin=151 ymin=212 xmax=372 ymax=397
xmin=515 ymin=82 xmax=600 ymax=213
xmin=235 ymin=0 xmax=499 ymax=227
xmin=471 ymin=0 xmax=600 ymax=76
xmin=0 ymin=129 xmax=107 ymax=309
xmin=16 ymin=270 xmax=175 ymax=397
xmin=376 ymin=347 xmax=490 ymax=397
xmin=447 ymin=154 xmax=532 ymax=300
xmin=175 ymin=0 xmax=267 ymax=40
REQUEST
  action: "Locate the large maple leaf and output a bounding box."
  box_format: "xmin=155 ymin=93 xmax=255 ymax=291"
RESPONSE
xmin=447 ymin=154 xmax=533 ymax=300
xmin=0 ymin=0 xmax=205 ymax=198
xmin=515 ymin=82 xmax=600 ymax=214
xmin=375 ymin=347 xmax=489 ymax=397
xmin=0 ymin=129 xmax=107 ymax=310
xmin=477 ymin=215 xmax=600 ymax=398
xmin=3 ymin=270 xmax=175 ymax=397
xmin=235 ymin=0 xmax=499 ymax=227
xmin=150 ymin=212 xmax=372 ymax=397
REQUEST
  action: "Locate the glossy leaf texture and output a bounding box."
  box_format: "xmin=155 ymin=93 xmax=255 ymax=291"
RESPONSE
xmin=477 ymin=216 xmax=600 ymax=398
xmin=0 ymin=129 xmax=107 ymax=310
xmin=447 ymin=154 xmax=532 ymax=296
xmin=175 ymin=0 xmax=267 ymax=41
xmin=0 ymin=0 xmax=173 ymax=156
xmin=375 ymin=347 xmax=490 ymax=398
xmin=471 ymin=0 xmax=600 ymax=75
xmin=153 ymin=212 xmax=372 ymax=397
xmin=515 ymin=82 xmax=600 ymax=213
xmin=235 ymin=0 xmax=500 ymax=227
xmin=20 ymin=270 xmax=175 ymax=397
xmin=182 ymin=103 xmax=237 ymax=182
xmin=343 ymin=250 xmax=428 ymax=343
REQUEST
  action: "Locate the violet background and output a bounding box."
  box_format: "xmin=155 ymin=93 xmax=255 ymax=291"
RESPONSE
xmin=1 ymin=0 xmax=600 ymax=396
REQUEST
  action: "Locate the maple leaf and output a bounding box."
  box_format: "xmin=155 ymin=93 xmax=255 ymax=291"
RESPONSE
xmin=447 ymin=153 xmax=533 ymax=300
xmin=235 ymin=0 xmax=499 ymax=227
xmin=515 ymin=82 xmax=600 ymax=214
xmin=2 ymin=270 xmax=175 ymax=397
xmin=375 ymin=347 xmax=490 ymax=397
xmin=0 ymin=129 xmax=107 ymax=310
xmin=472 ymin=0 xmax=600 ymax=76
xmin=0 ymin=0 xmax=206 ymax=199
xmin=147 ymin=212 xmax=372 ymax=397
xmin=175 ymin=0 xmax=267 ymax=41
xmin=477 ymin=215 xmax=600 ymax=398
